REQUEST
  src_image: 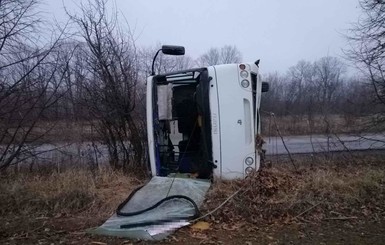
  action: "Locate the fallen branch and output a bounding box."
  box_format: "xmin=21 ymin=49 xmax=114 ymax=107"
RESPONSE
xmin=191 ymin=188 xmax=243 ymax=223
xmin=323 ymin=216 xmax=358 ymax=221
xmin=192 ymin=175 xmax=265 ymax=223
xmin=293 ymin=203 xmax=321 ymax=220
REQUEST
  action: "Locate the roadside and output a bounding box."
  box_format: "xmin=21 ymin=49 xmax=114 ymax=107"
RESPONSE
xmin=265 ymin=133 xmax=385 ymax=155
xmin=1 ymin=154 xmax=385 ymax=244
xmin=1 ymin=215 xmax=384 ymax=244
xmin=260 ymin=114 xmax=374 ymax=137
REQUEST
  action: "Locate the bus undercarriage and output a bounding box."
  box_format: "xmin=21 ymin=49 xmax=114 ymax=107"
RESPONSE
xmin=151 ymin=69 xmax=214 ymax=179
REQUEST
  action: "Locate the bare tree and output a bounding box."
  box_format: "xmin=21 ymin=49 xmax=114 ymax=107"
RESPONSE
xmin=286 ymin=60 xmax=315 ymax=115
xmin=220 ymin=45 xmax=242 ymax=64
xmin=196 ymin=47 xmax=220 ymax=66
xmin=313 ymin=57 xmax=345 ymax=152
xmin=196 ymin=45 xmax=242 ymax=66
xmin=0 ymin=0 xmax=71 ymax=172
xmin=313 ymin=57 xmax=345 ymax=109
xmin=261 ymin=57 xmax=350 ymax=136
xmin=261 ymin=72 xmax=286 ymax=115
xmin=67 ymin=0 xmax=146 ymax=172
xmin=346 ymin=0 xmax=385 ymax=129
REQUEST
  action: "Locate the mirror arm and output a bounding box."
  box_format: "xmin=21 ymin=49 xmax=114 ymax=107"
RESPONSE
xmin=151 ymin=49 xmax=162 ymax=76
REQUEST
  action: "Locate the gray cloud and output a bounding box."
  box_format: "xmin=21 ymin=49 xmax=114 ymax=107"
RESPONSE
xmin=42 ymin=0 xmax=361 ymax=73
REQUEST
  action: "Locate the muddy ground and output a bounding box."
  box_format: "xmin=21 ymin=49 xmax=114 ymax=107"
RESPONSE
xmin=1 ymin=215 xmax=385 ymax=244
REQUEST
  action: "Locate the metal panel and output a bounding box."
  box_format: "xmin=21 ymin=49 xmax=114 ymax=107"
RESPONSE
xmin=214 ymin=64 xmax=256 ymax=179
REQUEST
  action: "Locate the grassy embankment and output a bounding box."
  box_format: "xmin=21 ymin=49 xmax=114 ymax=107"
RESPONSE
xmin=0 ymin=154 xmax=384 ymax=244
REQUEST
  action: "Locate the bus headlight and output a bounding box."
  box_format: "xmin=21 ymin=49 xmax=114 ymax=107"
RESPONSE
xmin=245 ymin=157 xmax=254 ymax=165
xmin=241 ymin=79 xmax=250 ymax=88
xmin=245 ymin=167 xmax=254 ymax=175
xmin=240 ymin=70 xmax=248 ymax=78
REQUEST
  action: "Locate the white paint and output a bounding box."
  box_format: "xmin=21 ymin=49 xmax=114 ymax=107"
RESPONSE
xmin=211 ymin=63 xmax=259 ymax=179
xmin=146 ymin=76 xmax=157 ymax=177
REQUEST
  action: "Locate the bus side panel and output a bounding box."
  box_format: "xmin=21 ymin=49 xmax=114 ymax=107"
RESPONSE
xmin=146 ymin=76 xmax=157 ymax=177
xmin=208 ymin=67 xmax=221 ymax=178
xmin=215 ymin=64 xmax=256 ymax=179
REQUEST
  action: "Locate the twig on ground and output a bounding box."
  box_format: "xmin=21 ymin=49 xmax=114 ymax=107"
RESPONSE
xmin=192 ymin=170 xmax=265 ymax=223
xmin=323 ymin=216 xmax=358 ymax=221
xmin=293 ymin=203 xmax=321 ymax=220
xmin=192 ymin=187 xmax=245 ymax=223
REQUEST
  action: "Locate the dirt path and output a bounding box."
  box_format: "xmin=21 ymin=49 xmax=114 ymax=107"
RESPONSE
xmin=1 ymin=215 xmax=385 ymax=244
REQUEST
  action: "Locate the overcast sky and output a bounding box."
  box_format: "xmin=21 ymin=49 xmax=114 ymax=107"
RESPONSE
xmin=42 ymin=0 xmax=362 ymax=74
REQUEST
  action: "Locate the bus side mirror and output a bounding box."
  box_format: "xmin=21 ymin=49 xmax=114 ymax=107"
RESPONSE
xmin=262 ymin=82 xmax=269 ymax=92
xmin=161 ymin=45 xmax=185 ymax=56
xmin=151 ymin=45 xmax=185 ymax=75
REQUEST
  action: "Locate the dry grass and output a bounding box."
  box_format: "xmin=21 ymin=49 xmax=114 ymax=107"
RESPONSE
xmin=1 ymin=157 xmax=384 ymax=228
xmin=0 ymin=158 xmax=384 ymax=244
xmin=261 ymin=114 xmax=370 ymax=136
xmin=0 ymin=168 xmax=143 ymax=218
xmin=203 ymin=163 xmax=385 ymax=225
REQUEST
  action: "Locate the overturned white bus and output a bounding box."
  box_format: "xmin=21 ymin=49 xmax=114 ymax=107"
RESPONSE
xmin=146 ymin=45 xmax=268 ymax=180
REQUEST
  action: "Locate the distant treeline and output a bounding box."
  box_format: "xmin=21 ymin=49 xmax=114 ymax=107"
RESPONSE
xmin=261 ymin=58 xmax=381 ymax=118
